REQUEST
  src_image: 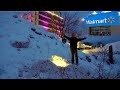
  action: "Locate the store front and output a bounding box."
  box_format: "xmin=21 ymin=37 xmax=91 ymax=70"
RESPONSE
xmin=84 ymin=12 xmax=120 ymax=36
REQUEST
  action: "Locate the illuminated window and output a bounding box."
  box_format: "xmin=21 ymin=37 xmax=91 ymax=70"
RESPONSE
xmin=39 ymin=11 xmax=51 ymax=18
xmin=39 ymin=16 xmax=51 ymax=22
xmin=39 ymin=20 xmax=50 ymax=27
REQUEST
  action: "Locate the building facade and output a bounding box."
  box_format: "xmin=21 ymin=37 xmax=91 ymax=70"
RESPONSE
xmin=80 ymin=12 xmax=120 ymax=45
xmin=20 ymin=11 xmax=64 ymax=37
xmin=84 ymin=12 xmax=120 ymax=36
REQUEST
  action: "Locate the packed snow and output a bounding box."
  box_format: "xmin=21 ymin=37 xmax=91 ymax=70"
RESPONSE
xmin=83 ymin=34 xmax=120 ymax=46
xmin=0 ymin=12 xmax=120 ymax=79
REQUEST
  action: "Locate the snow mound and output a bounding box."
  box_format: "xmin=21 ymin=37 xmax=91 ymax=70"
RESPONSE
xmin=17 ymin=60 xmax=93 ymax=79
xmin=0 ymin=12 xmax=88 ymax=79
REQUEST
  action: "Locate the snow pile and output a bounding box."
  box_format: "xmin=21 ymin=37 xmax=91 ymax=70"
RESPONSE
xmin=0 ymin=12 xmax=72 ymax=78
xmin=83 ymin=35 xmax=120 ymax=46
xmin=17 ymin=60 xmax=86 ymax=79
xmin=90 ymin=41 xmax=120 ymax=78
xmin=104 ymin=41 xmax=120 ymax=51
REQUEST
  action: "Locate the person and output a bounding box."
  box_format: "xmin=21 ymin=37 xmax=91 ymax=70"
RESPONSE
xmin=63 ymin=33 xmax=87 ymax=65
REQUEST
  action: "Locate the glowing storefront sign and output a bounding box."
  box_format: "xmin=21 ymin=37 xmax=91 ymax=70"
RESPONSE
xmin=85 ymin=12 xmax=119 ymax=27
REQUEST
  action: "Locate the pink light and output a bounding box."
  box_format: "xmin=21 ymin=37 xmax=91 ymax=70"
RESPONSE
xmin=56 ymin=26 xmax=63 ymax=30
xmin=57 ymin=26 xmax=60 ymax=28
xmin=39 ymin=19 xmax=50 ymax=25
xmin=19 ymin=14 xmax=24 ymax=17
xmin=60 ymin=27 xmax=63 ymax=28
xmin=26 ymin=14 xmax=34 ymax=23
xmin=31 ymin=11 xmax=35 ymax=15
xmin=55 ymin=21 xmax=64 ymax=26
xmin=54 ymin=20 xmax=62 ymax=24
xmin=39 ymin=14 xmax=51 ymax=20
xmin=56 ymin=30 xmax=62 ymax=36
xmin=57 ymin=30 xmax=61 ymax=33
xmin=56 ymin=25 xmax=63 ymax=29
xmin=58 ymin=30 xmax=60 ymax=32
xmin=41 ymin=25 xmax=50 ymax=30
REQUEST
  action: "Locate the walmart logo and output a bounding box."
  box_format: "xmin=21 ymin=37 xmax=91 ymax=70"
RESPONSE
xmin=108 ymin=16 xmax=115 ymax=24
xmin=85 ymin=12 xmax=119 ymax=27
xmin=86 ymin=16 xmax=115 ymax=25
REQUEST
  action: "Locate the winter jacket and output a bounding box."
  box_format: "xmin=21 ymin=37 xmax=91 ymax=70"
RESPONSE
xmin=64 ymin=35 xmax=86 ymax=49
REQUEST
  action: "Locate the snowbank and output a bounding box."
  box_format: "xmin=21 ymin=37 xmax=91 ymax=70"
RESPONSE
xmin=0 ymin=12 xmax=72 ymax=78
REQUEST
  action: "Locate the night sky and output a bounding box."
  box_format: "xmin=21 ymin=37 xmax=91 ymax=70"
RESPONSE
xmin=14 ymin=11 xmax=119 ymax=19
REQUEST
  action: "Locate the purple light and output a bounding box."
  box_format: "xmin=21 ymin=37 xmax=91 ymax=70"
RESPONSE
xmin=40 ymin=20 xmax=49 ymax=24
xmin=43 ymin=22 xmax=49 ymax=26
xmin=56 ymin=25 xmax=63 ymax=29
xmin=60 ymin=27 xmax=63 ymax=29
xmin=54 ymin=20 xmax=63 ymax=24
xmin=40 ymin=21 xmax=49 ymax=26
xmin=39 ymin=14 xmax=51 ymax=20
xmin=56 ymin=25 xmax=61 ymax=29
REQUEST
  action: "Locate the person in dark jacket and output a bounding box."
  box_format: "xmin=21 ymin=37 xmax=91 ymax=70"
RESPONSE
xmin=63 ymin=33 xmax=86 ymax=65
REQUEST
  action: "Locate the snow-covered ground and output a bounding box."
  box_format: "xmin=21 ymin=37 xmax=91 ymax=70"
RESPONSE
xmin=0 ymin=12 xmax=120 ymax=79
xmin=82 ymin=34 xmax=120 ymax=46
xmin=0 ymin=12 xmax=70 ymax=78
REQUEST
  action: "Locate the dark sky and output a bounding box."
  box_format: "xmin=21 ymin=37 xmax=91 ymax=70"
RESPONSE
xmin=61 ymin=11 xmax=93 ymax=18
xmin=64 ymin=11 xmax=119 ymax=18
xmin=15 ymin=11 xmax=119 ymax=19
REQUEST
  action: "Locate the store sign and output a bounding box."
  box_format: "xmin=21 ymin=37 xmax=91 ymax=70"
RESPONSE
xmin=85 ymin=12 xmax=119 ymax=27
